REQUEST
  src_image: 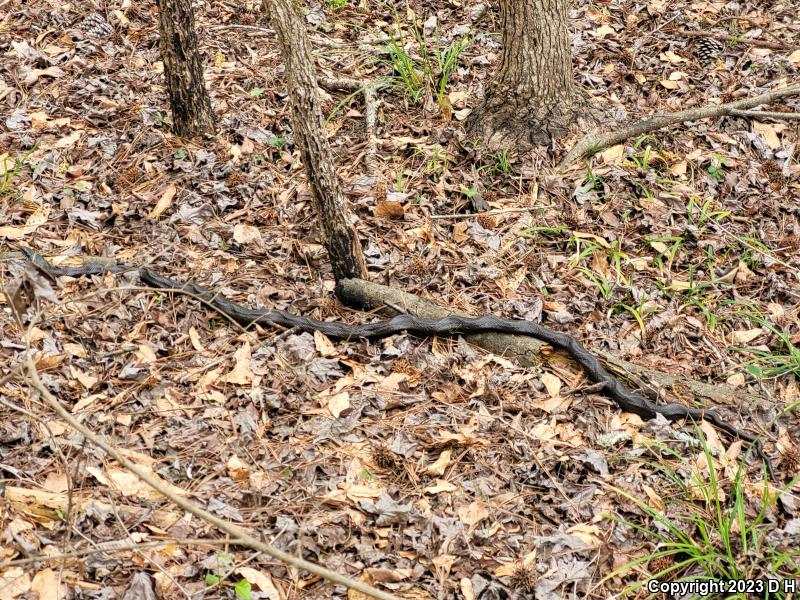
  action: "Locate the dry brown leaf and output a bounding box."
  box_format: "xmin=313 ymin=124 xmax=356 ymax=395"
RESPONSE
xmin=327 ymin=391 xmax=351 ymax=418
xmin=541 ymin=372 xmax=562 ymax=397
xmin=598 ymin=144 xmax=624 ymax=163
xmin=221 ymin=342 xmax=254 ymax=385
xmin=423 ymin=480 xmax=457 ymax=494
xmin=233 ymin=223 xmax=262 ymax=244
xmin=69 ymin=366 xmax=98 ymax=390
xmin=31 ymin=569 xmax=62 ymax=600
xmin=1 ymin=567 xmax=31 ymax=599
xmin=753 ymin=121 xmax=781 ymax=149
xmin=364 ymin=568 xmax=412 ymax=583
xmin=424 ymin=449 xmax=452 ymax=476
xmin=314 ymin=329 xmax=337 ymax=357
xmin=87 ymin=466 xmax=186 ymax=501
xmin=378 ymin=371 xmax=408 ymax=391
xmin=227 ymin=455 xmax=250 ymax=482
xmin=373 ymin=201 xmax=405 ymax=219
xmin=149 ymin=183 xmax=177 ymax=219
xmin=188 ymin=326 xmax=206 ymax=352
xmin=460 ymin=578 xmax=475 ymax=600
xmin=235 ymin=567 xmax=280 ymax=598
xmin=457 ymin=500 xmax=489 ymax=527
xmin=731 ymin=328 xmax=764 ymax=344
xmin=0 ymin=204 xmax=50 ymax=239
xmin=566 ymin=523 xmax=602 ymax=546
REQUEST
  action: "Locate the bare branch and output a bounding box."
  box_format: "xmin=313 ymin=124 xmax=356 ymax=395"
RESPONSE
xmin=22 ymin=356 xmax=404 ymax=600
xmin=673 ymin=28 xmax=789 ymax=51
xmin=727 ymin=109 xmax=800 ymax=121
xmin=561 ymin=84 xmax=800 ymax=167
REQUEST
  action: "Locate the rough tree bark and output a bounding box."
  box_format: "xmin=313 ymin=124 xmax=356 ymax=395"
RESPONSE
xmin=467 ymin=0 xmax=587 ymax=150
xmin=156 ymin=0 xmax=217 ymax=137
xmin=263 ymin=0 xmax=367 ymax=281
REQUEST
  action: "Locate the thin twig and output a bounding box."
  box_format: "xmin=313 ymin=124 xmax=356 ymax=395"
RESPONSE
xmin=206 ymin=25 xmax=391 ymax=49
xmin=22 ymin=356 xmax=404 ymax=600
xmin=429 ymin=206 xmax=553 ymax=220
xmin=0 ymin=538 xmax=247 ymax=569
xmin=673 ymin=28 xmax=789 ymax=51
xmin=727 ymin=109 xmax=800 ymax=121
xmin=561 ymin=84 xmax=800 ymax=167
xmin=319 ymin=77 xmax=387 ymax=177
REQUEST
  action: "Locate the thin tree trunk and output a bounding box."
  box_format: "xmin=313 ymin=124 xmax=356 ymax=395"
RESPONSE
xmin=263 ymin=0 xmax=367 ymax=281
xmin=156 ymin=0 xmax=216 ymax=137
xmin=467 ymin=0 xmax=583 ymax=149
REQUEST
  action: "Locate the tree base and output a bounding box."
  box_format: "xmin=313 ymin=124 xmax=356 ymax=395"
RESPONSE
xmin=465 ymin=90 xmax=606 ymax=152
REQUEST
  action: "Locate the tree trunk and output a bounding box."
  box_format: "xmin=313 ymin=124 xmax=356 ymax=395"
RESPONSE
xmin=156 ymin=0 xmax=217 ymax=137
xmin=264 ymin=0 xmax=367 ymax=281
xmin=467 ymin=0 xmax=581 ymax=149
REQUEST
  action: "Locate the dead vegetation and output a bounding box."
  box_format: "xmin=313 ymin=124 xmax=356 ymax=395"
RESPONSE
xmin=1 ymin=0 xmax=800 ymax=598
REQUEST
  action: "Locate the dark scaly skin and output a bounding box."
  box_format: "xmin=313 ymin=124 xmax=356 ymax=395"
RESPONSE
xmin=21 ymin=249 xmax=774 ymax=479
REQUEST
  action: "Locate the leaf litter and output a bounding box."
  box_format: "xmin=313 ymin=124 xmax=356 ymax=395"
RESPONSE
xmin=1 ymin=0 xmax=800 ymax=597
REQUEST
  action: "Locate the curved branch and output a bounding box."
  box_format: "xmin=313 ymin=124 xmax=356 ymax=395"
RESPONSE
xmin=561 ymin=84 xmax=800 ymax=167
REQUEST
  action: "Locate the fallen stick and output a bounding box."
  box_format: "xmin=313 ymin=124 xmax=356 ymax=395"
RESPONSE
xmin=561 ymin=84 xmax=800 ymax=167
xmin=673 ymin=28 xmax=789 ymax=51
xmin=20 ymin=356 xmax=404 ymax=600
xmin=727 ymin=109 xmax=800 ymax=121
xmin=334 ymin=278 xmax=767 ymax=409
xmin=319 ymin=77 xmax=385 ymax=177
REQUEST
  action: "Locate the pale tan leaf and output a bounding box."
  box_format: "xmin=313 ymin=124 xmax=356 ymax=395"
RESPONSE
xmin=327 ymin=391 xmax=350 ymax=418
xmin=149 ymin=184 xmax=177 ymax=219
xmin=731 ymin=328 xmax=764 ymax=344
xmin=424 ymin=449 xmax=452 ymax=476
xmin=227 ymin=455 xmax=250 ymax=482
xmin=541 ymin=372 xmax=562 ymax=397
xmin=423 ymin=480 xmax=457 ymax=494
xmin=221 ymin=342 xmax=254 ymax=385
xmin=31 ymin=569 xmax=62 ymax=600
xmin=314 ymin=329 xmax=337 ymax=357
xmin=753 ymin=121 xmax=781 ymax=149
xmin=457 ymin=500 xmax=489 ymax=526
xmin=233 ymin=223 xmax=262 ymax=244
xmin=236 ymin=567 xmax=280 ymax=598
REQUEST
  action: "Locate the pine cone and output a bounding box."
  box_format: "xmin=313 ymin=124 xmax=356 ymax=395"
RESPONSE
xmin=694 ymin=37 xmax=724 ymax=63
xmin=81 ymin=13 xmax=114 ymax=38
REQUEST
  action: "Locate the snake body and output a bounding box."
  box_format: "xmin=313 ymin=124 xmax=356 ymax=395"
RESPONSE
xmin=21 ymin=249 xmax=773 ymax=477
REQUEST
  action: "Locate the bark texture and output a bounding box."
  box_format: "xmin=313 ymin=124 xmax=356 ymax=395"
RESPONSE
xmin=264 ymin=0 xmax=367 ymax=281
xmin=156 ymin=0 xmax=216 ymax=137
xmin=467 ymin=0 xmax=582 ymax=149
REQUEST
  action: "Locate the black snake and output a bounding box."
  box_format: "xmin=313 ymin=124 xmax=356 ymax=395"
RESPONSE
xmin=21 ymin=248 xmax=774 ymax=478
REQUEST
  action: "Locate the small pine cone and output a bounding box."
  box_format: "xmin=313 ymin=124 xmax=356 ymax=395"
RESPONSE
xmin=372 ymin=445 xmax=398 ymax=470
xmin=522 ymin=251 xmax=542 ymax=271
xmin=779 ymin=235 xmax=800 ymax=252
xmin=510 ymin=563 xmax=537 ymax=593
xmin=694 ymin=37 xmax=724 ymax=63
xmin=392 ymin=358 xmax=419 ymax=378
xmin=476 ymin=213 xmax=497 ymax=230
xmin=81 ymin=13 xmax=114 ymax=38
xmin=226 ymin=170 xmax=246 ymax=188
xmin=762 ymin=161 xmax=785 ymax=190
xmin=316 ymin=296 xmax=341 ymax=317
xmin=648 ymin=554 xmax=675 ymax=578
xmin=781 ymin=445 xmax=800 ymax=472
xmin=407 ymin=257 xmax=428 ymax=277
xmin=114 ymin=166 xmax=140 ymax=190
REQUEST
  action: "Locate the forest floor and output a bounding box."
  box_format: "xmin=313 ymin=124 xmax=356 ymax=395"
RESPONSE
xmin=2 ymin=0 xmax=800 ymax=597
